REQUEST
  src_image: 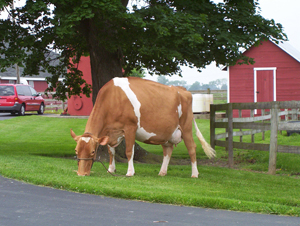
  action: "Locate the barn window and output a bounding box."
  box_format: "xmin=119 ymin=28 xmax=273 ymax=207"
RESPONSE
xmin=28 ymin=80 xmax=34 ymax=88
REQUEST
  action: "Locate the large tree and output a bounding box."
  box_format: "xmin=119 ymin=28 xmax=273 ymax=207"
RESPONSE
xmin=0 ymin=0 xmax=286 ymax=103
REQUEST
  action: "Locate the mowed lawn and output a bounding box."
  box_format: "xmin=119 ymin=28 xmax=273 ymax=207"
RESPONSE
xmin=0 ymin=116 xmax=299 ymax=216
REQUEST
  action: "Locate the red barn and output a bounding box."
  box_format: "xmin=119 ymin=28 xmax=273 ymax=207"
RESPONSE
xmin=0 ymin=51 xmax=62 ymax=92
xmin=227 ymin=40 xmax=300 ymax=116
xmin=67 ymin=56 xmax=94 ymax=116
xmin=0 ymin=67 xmax=53 ymax=92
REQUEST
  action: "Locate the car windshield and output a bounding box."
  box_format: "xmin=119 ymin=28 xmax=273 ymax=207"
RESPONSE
xmin=0 ymin=86 xmax=15 ymax=96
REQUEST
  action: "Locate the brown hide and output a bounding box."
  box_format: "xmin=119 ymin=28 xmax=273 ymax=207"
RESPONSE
xmin=86 ymin=78 xmax=189 ymax=144
xmin=71 ymin=77 xmax=215 ymax=177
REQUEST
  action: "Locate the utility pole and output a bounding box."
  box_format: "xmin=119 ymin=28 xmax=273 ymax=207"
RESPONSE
xmin=16 ymin=64 xmax=20 ymax=84
xmin=12 ymin=1 xmax=20 ymax=84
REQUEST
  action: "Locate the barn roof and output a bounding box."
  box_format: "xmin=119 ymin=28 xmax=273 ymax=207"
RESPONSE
xmin=275 ymin=41 xmax=300 ymax=63
xmin=222 ymin=40 xmax=300 ymax=71
xmin=0 ymin=66 xmax=54 ymax=79
xmin=0 ymin=51 xmax=63 ymax=79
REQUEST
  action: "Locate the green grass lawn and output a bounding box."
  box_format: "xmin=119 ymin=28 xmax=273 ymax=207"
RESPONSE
xmin=0 ymin=116 xmax=299 ymax=216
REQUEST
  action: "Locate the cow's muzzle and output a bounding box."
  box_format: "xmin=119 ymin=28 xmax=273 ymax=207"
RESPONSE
xmin=76 ymin=157 xmax=95 ymax=176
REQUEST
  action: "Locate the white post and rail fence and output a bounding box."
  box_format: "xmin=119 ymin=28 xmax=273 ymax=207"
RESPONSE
xmin=210 ymin=101 xmax=300 ymax=174
xmin=42 ymin=92 xmax=67 ymax=112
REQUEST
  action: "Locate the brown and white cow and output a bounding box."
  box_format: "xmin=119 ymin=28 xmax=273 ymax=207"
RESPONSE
xmin=71 ymin=77 xmax=215 ymax=177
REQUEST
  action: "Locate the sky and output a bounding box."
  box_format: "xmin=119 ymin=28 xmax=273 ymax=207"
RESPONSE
xmin=144 ymin=0 xmax=300 ymax=85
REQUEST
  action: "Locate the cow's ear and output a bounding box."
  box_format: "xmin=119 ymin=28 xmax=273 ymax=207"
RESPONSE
xmin=70 ymin=129 xmax=80 ymax=142
xmin=97 ymin=136 xmax=109 ymax=146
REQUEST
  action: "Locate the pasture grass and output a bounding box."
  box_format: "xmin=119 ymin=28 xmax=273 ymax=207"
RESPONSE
xmin=0 ymin=116 xmax=299 ymax=216
xmin=212 ymin=92 xmax=227 ymax=105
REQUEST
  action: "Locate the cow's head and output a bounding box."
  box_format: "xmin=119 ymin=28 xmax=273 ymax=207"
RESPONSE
xmin=70 ymin=129 xmax=109 ymax=176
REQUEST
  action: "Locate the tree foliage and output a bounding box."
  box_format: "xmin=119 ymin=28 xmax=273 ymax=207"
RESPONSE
xmin=157 ymin=77 xmax=227 ymax=90
xmin=0 ymin=0 xmax=287 ymax=101
xmin=127 ymin=68 xmax=146 ymax=78
xmin=189 ymin=81 xmax=201 ymax=91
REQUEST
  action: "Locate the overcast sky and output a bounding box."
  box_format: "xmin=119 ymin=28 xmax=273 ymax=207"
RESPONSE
xmin=145 ymin=0 xmax=300 ymax=85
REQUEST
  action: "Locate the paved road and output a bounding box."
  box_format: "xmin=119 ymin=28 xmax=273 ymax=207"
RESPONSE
xmin=0 ymin=113 xmax=17 ymax=120
xmin=0 ymin=113 xmax=58 ymax=120
xmin=0 ymin=113 xmax=88 ymax=120
xmin=0 ymin=113 xmax=46 ymax=120
xmin=0 ymin=176 xmax=299 ymax=226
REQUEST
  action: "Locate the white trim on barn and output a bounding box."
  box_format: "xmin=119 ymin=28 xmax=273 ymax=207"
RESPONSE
xmin=253 ymin=67 xmax=277 ymax=102
xmin=275 ymin=41 xmax=300 ymax=63
xmin=0 ymin=76 xmax=64 ymax=81
xmin=227 ymin=66 xmax=230 ymax=103
xmin=253 ymin=67 xmax=277 ymax=114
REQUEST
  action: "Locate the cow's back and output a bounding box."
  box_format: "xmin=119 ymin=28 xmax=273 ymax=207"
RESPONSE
xmin=88 ymin=77 xmax=193 ymax=144
xmin=116 ymin=77 xmax=191 ymax=144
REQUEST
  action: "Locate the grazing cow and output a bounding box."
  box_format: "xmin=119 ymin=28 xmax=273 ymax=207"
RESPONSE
xmin=71 ymin=77 xmax=215 ymax=177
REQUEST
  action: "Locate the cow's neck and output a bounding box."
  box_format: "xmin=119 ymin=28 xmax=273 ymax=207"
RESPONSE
xmin=84 ymin=110 xmax=104 ymax=138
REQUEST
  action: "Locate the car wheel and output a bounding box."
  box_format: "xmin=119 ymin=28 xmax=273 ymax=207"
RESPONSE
xmin=38 ymin=103 xmax=44 ymax=115
xmin=18 ymin=104 xmax=25 ymax=116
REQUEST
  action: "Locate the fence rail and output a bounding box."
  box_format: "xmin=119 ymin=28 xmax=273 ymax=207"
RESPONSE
xmin=190 ymin=89 xmax=227 ymax=101
xmin=42 ymin=93 xmax=67 ymax=112
xmin=210 ymin=101 xmax=300 ymax=174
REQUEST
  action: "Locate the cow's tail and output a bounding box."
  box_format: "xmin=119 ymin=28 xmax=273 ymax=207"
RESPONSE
xmin=193 ymin=118 xmax=216 ymax=159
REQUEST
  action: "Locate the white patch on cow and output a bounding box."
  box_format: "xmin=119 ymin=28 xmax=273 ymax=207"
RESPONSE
xmin=111 ymin=135 xmax=124 ymax=148
xmin=159 ymin=155 xmax=170 ymax=176
xmin=136 ymin=127 xmax=156 ymax=142
xmin=108 ymin=146 xmax=115 ymax=155
xmin=113 ymin=77 xmax=156 ymax=142
xmin=177 ymin=104 xmax=182 ymax=118
xmin=169 ymin=127 xmax=182 ymax=145
xmin=117 ymin=136 xmax=123 ymax=144
xmin=126 ymin=145 xmax=135 ymax=176
xmin=81 ymin=137 xmax=91 ymax=143
xmin=191 ymin=161 xmax=199 ymax=178
xmin=108 ymin=146 xmax=116 ymax=173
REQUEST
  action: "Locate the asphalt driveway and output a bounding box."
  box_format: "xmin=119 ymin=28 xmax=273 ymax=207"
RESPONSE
xmin=0 ymin=175 xmax=299 ymax=226
xmin=0 ymin=113 xmax=17 ymax=120
xmin=0 ymin=113 xmax=50 ymax=120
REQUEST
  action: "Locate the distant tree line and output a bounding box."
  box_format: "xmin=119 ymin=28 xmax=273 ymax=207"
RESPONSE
xmin=156 ymin=76 xmax=227 ymax=90
xmin=128 ymin=69 xmax=227 ymax=90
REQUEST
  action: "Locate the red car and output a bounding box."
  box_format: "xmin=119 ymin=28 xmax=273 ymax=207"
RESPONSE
xmin=0 ymin=84 xmax=45 ymax=116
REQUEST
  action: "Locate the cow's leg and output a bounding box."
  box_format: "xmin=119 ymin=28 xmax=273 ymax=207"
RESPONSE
xmin=158 ymin=144 xmax=174 ymax=176
xmin=108 ymin=146 xmax=116 ymax=173
xmin=125 ymin=130 xmax=136 ymax=177
xmin=184 ymin=138 xmax=199 ymax=178
xmin=126 ymin=145 xmax=135 ymax=177
xmin=182 ymin=130 xmax=199 ymax=178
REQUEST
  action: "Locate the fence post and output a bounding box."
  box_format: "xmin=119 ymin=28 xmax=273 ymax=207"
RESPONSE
xmin=239 ymin=109 xmax=243 ymax=142
xmin=210 ymin=104 xmax=216 ymax=150
xmin=268 ymin=103 xmax=278 ymax=175
xmin=262 ymin=109 xmax=265 ymax=140
xmin=227 ymin=103 xmax=234 ymax=168
xmin=250 ymin=109 xmax=255 ymax=143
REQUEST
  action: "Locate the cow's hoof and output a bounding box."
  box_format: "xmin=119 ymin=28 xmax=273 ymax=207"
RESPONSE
xmin=158 ymin=171 xmax=167 ymax=176
xmin=191 ymin=174 xmax=199 ymax=178
xmin=107 ymin=168 xmax=116 ymax=173
xmin=107 ymin=170 xmax=115 ymax=174
xmin=126 ymin=173 xmax=134 ymax=177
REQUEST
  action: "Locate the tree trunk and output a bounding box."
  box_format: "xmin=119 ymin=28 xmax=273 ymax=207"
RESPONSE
xmin=86 ymin=18 xmax=158 ymax=163
xmin=86 ymin=17 xmax=124 ymax=104
xmin=89 ymin=46 xmax=123 ymax=105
